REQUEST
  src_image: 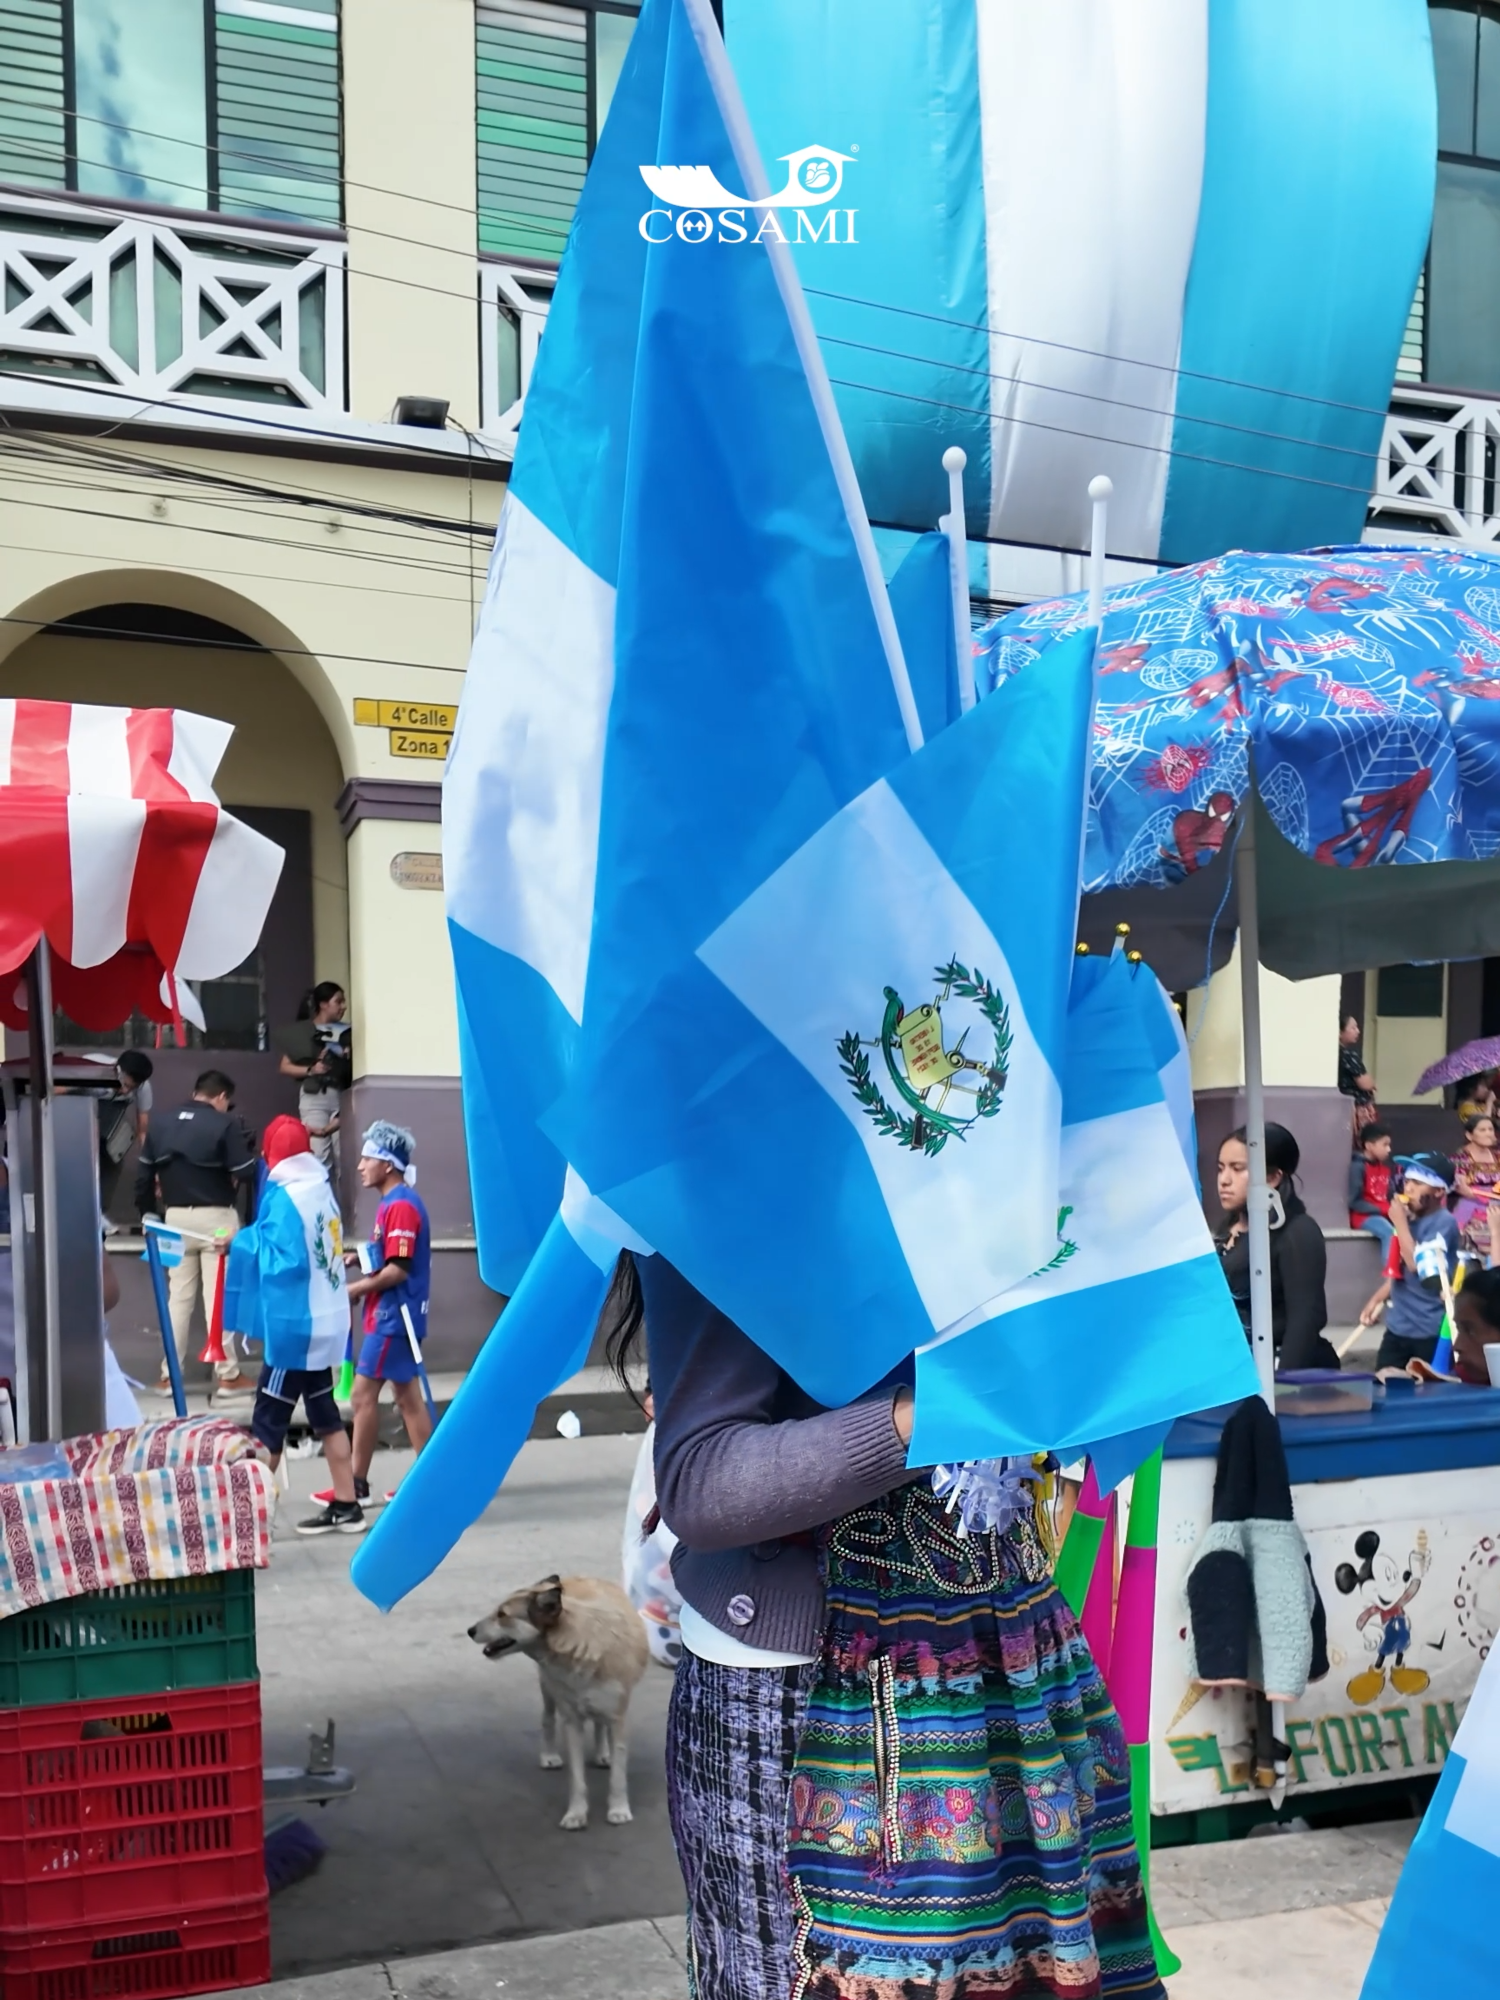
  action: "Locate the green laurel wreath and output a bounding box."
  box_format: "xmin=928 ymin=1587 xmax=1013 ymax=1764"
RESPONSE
xmin=837 ymin=1031 xmax=948 ymax=1155
xmin=1033 ymin=1204 xmax=1078 ymax=1276
xmin=837 ymin=958 xmax=1013 ymax=1156
xmin=933 ymin=958 xmax=1012 ymax=1117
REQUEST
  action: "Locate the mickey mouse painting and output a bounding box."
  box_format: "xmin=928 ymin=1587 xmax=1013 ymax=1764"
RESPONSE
xmin=1335 ymin=1530 xmax=1432 ymax=1705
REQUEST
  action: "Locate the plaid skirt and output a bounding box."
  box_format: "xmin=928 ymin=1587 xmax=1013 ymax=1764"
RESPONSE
xmin=666 ymin=1650 xmax=818 ymax=2000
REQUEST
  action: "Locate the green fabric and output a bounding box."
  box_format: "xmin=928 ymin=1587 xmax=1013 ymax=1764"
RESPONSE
xmin=1055 ymin=1501 xmax=1106 ymax=1618
xmin=1256 ymin=795 xmax=1500 ymax=979
xmin=1124 ymin=1450 xmax=1162 ymax=1550
xmin=1129 ymin=1740 xmax=1180 ymax=1979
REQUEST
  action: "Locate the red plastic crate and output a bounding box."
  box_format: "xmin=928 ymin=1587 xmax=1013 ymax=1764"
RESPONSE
xmin=0 ymin=1896 xmax=270 ymax=2000
xmin=0 ymin=1684 xmax=265 ymax=1932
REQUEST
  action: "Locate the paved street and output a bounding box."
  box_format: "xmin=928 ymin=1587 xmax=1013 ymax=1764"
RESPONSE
xmin=218 ymin=1823 xmax=1415 ymax=1999
xmin=256 ymin=1431 xmax=681 ymax=1977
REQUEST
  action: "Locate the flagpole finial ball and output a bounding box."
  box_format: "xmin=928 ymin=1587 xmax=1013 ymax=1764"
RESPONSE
xmin=1075 ymin=942 xmax=1091 ymax=956
xmin=1127 ymin=951 xmax=1144 ymax=965
xmin=942 ymin=447 xmax=967 ymax=474
xmin=1114 ymin=922 xmax=1131 ymax=938
xmin=1088 ymin=475 xmax=1114 ymax=502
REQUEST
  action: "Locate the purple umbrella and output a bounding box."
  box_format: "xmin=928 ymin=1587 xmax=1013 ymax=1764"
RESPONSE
xmin=1415 ymin=1038 xmax=1500 ymax=1099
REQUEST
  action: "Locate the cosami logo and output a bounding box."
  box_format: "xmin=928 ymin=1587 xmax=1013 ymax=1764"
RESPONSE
xmin=638 ymin=144 xmax=857 ymax=245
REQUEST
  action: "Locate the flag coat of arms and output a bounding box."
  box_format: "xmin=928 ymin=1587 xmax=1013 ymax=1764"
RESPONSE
xmin=224 ymin=1155 xmax=348 ymax=1373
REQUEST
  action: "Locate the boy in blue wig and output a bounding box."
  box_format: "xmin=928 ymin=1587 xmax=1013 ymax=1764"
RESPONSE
xmin=345 ymin=1119 xmax=433 ymax=1504
xmin=224 ymin=1114 xmax=364 ymax=1537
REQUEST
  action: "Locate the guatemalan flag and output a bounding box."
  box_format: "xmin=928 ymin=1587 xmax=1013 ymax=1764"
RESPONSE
xmin=553 ymin=630 xmax=1092 ymax=1404
xmin=726 ymin=0 xmax=1435 ymax=566
xmin=910 ymin=950 xmax=1257 ymax=1467
xmin=224 ymin=1154 xmax=347 ymax=1372
xmin=1361 ymin=1641 xmax=1500 ymax=1998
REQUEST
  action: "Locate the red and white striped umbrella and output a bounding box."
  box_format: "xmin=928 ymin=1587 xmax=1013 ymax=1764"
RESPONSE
xmin=0 ymin=699 xmax=284 ymax=1030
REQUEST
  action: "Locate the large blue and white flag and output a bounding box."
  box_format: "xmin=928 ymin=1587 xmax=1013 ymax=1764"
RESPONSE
xmin=1361 ymin=1640 xmax=1499 ymax=1999
xmin=356 ymin=0 xmax=933 ymax=1607
xmin=725 ymin=0 xmax=1434 ymax=566
xmin=552 ymin=627 xmax=1092 ymax=1404
xmin=910 ymin=950 xmax=1257 ymax=1464
xmin=223 ymin=1155 xmax=348 ymax=1373
xmin=441 ymin=0 xmax=672 ymax=1299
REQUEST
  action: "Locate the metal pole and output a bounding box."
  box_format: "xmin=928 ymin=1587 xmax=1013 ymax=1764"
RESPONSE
xmin=1087 ymin=476 xmax=1113 ymax=631
xmin=4 ymin=1073 xmax=29 ymax=1446
xmin=941 ymin=447 xmax=976 ymax=712
xmin=1235 ymin=802 xmax=1276 ymax=1409
xmin=145 ymin=1226 xmax=187 ymax=1419
xmin=26 ymin=941 xmax=62 ymax=1439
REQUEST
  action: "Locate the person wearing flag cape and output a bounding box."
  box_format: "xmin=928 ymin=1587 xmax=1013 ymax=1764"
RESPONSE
xmin=224 ymin=1114 xmax=365 ymax=1537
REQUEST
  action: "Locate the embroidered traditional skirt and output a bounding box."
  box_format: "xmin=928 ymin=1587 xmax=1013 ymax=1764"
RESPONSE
xmin=786 ymin=1487 xmax=1164 ymax=2000
xmin=667 ymin=1649 xmax=819 ymax=2000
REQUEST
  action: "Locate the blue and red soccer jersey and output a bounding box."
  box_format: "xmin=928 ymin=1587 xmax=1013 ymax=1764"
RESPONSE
xmin=363 ymin=1186 xmax=431 ymax=1341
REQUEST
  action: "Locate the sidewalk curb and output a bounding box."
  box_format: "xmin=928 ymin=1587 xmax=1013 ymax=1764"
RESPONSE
xmin=212 ymin=1916 xmax=689 ymax=2000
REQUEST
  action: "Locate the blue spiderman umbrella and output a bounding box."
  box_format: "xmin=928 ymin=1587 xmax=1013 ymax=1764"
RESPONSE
xmin=977 ymin=541 xmax=1500 ymax=984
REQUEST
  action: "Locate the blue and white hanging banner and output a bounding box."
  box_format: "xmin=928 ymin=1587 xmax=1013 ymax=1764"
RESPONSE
xmin=724 ymin=0 xmax=1435 ymax=565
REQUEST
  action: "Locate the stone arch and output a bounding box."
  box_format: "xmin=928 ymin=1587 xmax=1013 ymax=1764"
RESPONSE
xmin=0 ymin=575 xmax=351 ymax=1117
xmin=0 ymin=567 xmax=356 ymax=768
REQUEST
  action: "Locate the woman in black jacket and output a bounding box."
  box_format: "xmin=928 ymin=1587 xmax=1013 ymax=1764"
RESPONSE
xmin=1216 ymin=1121 xmax=1339 ymax=1371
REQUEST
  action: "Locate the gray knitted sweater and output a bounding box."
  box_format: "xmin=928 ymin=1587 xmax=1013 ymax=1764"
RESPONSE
xmin=641 ymin=1256 xmax=913 ymax=1656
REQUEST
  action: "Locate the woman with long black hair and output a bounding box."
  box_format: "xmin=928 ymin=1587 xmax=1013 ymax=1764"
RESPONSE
xmin=1215 ymin=1121 xmax=1338 ymax=1371
xmin=608 ymin=1253 xmax=1164 ymax=2000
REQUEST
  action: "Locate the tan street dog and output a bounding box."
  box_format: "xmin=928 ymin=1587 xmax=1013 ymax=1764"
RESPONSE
xmin=468 ymin=1574 xmax=649 ymax=1830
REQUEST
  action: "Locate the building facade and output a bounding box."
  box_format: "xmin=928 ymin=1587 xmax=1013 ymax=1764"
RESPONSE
xmin=0 ymin=0 xmax=1492 ymax=1337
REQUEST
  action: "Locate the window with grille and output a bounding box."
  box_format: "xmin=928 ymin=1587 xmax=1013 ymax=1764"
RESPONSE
xmin=1427 ymin=2 xmax=1500 ymax=391
xmin=0 ymin=0 xmax=342 ymax=228
xmin=477 ymin=0 xmax=637 ymax=264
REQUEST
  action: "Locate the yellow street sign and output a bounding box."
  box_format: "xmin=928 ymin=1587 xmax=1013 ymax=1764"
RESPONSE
xmin=354 ymin=698 xmax=458 ymax=732
xmin=389 ymin=727 xmax=451 ymax=761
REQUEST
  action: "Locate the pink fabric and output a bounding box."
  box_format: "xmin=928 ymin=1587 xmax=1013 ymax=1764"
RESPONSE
xmin=1108 ymin=1543 xmax=1158 ymax=1743
xmin=1080 ymin=1489 xmax=1117 ymax=1680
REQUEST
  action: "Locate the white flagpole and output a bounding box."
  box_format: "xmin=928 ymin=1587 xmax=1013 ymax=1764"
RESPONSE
xmin=1087 ymin=475 xmax=1112 ymax=630
xmin=941 ymin=447 xmax=976 ymax=712
xmin=681 ymin=0 xmax=923 ymax=753
xmin=1236 ymin=797 xmax=1277 ymax=1410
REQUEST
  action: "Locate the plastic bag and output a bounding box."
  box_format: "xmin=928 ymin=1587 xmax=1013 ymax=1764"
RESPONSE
xmin=0 ymin=1441 xmax=72 ymax=1485
xmin=621 ymin=1422 xmax=682 ymax=1668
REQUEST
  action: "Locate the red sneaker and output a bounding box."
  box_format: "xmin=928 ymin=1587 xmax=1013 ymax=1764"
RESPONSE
xmin=310 ymin=1478 xmax=383 ymax=1507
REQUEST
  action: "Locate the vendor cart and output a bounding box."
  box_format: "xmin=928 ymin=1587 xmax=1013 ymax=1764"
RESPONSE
xmin=1150 ymin=1385 xmax=1500 ymax=1834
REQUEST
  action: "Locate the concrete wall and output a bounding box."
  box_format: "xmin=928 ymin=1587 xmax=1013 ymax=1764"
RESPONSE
xmin=1185 ymin=942 xmax=1343 ymax=1091
xmin=343 ymin=0 xmax=480 ymax=428
xmin=0 ymin=440 xmax=496 ymax=1090
xmin=346 ymin=820 xmax=461 ymax=1079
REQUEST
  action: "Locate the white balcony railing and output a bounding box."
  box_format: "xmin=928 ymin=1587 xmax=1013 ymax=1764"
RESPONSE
xmin=479 ymin=261 xmax=556 ymax=450
xmin=1369 ymin=386 xmax=1500 ymax=545
xmin=0 ymin=192 xmax=345 ymax=422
